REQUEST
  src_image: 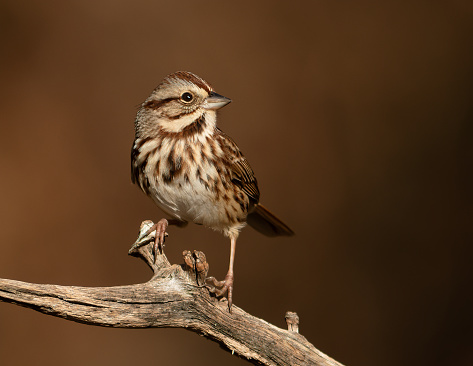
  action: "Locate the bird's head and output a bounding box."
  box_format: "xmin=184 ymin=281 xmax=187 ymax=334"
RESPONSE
xmin=135 ymin=71 xmax=231 ymax=137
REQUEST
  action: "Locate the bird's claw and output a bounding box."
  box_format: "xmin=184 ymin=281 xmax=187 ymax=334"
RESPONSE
xmin=151 ymin=219 xmax=169 ymax=261
xmin=128 ymin=219 xmax=169 ymax=262
xmin=206 ymin=273 xmax=234 ymax=312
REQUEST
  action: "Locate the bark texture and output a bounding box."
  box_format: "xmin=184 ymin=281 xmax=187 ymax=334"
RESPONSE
xmin=0 ymin=220 xmax=343 ymax=366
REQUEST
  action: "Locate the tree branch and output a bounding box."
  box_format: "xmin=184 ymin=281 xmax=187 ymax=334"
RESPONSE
xmin=0 ymin=221 xmax=343 ymax=366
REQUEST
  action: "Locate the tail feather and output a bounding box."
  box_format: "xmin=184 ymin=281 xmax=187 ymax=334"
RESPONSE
xmin=247 ymin=204 xmax=294 ymax=237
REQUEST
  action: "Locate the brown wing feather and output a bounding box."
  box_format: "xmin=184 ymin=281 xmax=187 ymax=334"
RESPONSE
xmin=216 ymin=129 xmax=294 ymax=237
xmin=247 ymin=204 xmax=295 ymax=237
xmin=217 ymin=129 xmax=260 ymax=204
xmin=230 ymin=157 xmax=260 ymax=203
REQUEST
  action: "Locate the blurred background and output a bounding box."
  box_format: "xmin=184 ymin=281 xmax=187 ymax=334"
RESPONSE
xmin=0 ymin=1 xmax=472 ymax=365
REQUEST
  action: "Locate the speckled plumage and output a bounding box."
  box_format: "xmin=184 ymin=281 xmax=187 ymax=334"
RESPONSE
xmin=131 ymin=71 xmax=293 ymax=310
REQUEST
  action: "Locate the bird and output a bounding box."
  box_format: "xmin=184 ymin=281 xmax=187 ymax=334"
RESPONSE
xmin=130 ymin=71 xmax=294 ymax=311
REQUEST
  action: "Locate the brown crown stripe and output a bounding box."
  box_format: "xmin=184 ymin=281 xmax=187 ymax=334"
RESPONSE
xmin=168 ymin=71 xmax=212 ymax=93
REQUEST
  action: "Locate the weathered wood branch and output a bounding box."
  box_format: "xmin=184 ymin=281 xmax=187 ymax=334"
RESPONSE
xmin=0 ymin=220 xmax=343 ymax=366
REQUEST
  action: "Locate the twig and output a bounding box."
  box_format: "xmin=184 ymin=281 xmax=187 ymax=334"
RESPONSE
xmin=0 ymin=220 xmax=343 ymax=366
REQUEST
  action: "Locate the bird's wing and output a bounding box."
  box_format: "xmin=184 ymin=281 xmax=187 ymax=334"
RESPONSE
xmin=217 ymin=129 xmax=260 ymax=204
xmin=230 ymin=156 xmax=260 ymax=203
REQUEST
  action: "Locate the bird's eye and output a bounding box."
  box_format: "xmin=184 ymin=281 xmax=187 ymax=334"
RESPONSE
xmin=180 ymin=92 xmax=194 ymax=103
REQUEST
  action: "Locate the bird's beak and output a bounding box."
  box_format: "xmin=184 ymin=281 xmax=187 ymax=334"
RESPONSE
xmin=205 ymin=91 xmax=231 ymax=110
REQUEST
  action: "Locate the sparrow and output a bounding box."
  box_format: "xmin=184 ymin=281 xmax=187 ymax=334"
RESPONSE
xmin=131 ymin=71 xmax=294 ymax=311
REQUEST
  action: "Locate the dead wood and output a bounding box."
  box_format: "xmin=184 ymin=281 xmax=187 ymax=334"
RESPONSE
xmin=0 ymin=220 xmax=343 ymax=366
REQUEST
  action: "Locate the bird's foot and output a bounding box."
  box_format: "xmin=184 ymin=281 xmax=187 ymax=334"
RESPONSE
xmin=129 ymin=219 xmax=169 ymax=262
xmin=151 ymin=219 xmax=169 ymax=260
xmin=206 ymin=273 xmax=234 ymax=312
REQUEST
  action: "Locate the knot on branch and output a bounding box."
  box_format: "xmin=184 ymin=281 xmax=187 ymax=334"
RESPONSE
xmin=285 ymin=311 xmax=300 ymax=333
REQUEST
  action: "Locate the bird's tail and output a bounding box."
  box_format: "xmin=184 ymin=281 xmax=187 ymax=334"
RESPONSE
xmin=247 ymin=204 xmax=294 ymax=237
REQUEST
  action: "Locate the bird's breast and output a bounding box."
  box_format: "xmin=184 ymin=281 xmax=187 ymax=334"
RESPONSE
xmin=132 ymin=135 xmax=249 ymax=232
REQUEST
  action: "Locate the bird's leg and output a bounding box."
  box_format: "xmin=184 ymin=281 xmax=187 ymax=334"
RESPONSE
xmin=207 ymin=235 xmax=237 ymax=312
xmin=130 ymin=219 xmax=187 ymax=262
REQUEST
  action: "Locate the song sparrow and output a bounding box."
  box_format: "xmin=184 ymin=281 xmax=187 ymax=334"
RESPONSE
xmin=131 ymin=71 xmax=294 ymax=311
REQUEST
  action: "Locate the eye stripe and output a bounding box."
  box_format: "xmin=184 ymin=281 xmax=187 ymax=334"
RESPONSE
xmin=143 ymin=97 xmax=177 ymax=110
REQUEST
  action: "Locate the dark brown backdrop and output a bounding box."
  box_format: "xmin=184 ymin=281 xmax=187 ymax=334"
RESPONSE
xmin=1 ymin=1 xmax=472 ymax=365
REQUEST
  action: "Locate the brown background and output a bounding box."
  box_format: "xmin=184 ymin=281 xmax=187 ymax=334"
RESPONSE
xmin=0 ymin=1 xmax=472 ymax=365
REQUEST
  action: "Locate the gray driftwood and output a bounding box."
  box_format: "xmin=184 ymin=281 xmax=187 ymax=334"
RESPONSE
xmin=0 ymin=220 xmax=343 ymax=366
